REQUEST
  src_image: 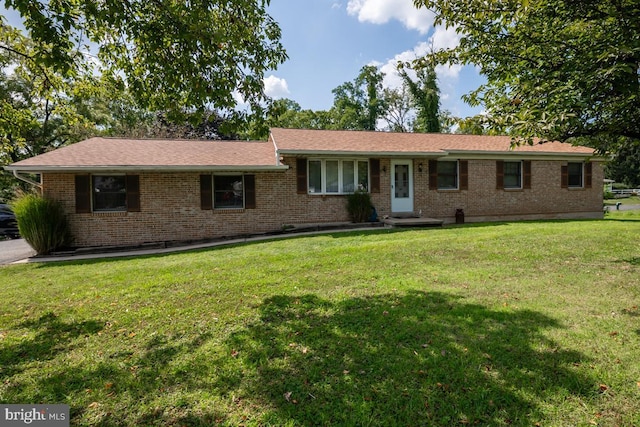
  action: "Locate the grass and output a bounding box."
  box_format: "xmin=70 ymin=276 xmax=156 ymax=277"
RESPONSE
xmin=1 ymin=212 xmax=639 ymax=426
xmin=604 ymin=195 xmax=640 ymax=206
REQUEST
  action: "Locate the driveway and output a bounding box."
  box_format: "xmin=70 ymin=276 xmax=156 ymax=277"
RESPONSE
xmin=0 ymin=238 xmax=36 ymax=265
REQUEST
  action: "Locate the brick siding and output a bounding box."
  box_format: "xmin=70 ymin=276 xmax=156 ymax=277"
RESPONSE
xmin=42 ymin=156 xmax=604 ymax=248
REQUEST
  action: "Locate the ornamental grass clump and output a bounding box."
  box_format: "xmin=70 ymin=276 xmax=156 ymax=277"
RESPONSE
xmin=346 ymin=189 xmax=373 ymax=223
xmin=11 ymin=193 xmax=71 ymax=255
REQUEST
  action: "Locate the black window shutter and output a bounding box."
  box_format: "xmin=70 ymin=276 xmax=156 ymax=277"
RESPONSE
xmin=523 ymin=161 xmax=532 ymax=189
xmin=200 ymin=174 xmax=213 ymax=210
xmin=496 ymin=160 xmax=504 ymax=189
xmin=370 ymin=159 xmax=380 ymax=193
xmin=75 ymin=175 xmax=91 ymax=213
xmin=561 ymin=165 xmax=568 ymax=188
xmin=459 ymin=161 xmax=469 ymax=190
xmin=585 ymin=162 xmax=592 ymax=188
xmin=296 ymin=158 xmax=307 ymax=194
xmin=126 ymin=175 xmax=141 ymax=212
xmin=428 ymin=160 xmax=438 ymax=190
xmin=244 ymin=174 xmax=256 ymax=209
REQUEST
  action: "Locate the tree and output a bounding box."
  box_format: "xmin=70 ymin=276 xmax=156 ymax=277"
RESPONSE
xmin=0 ymin=25 xmax=98 ymax=165
xmin=330 ymin=65 xmax=386 ymax=131
xmin=266 ymin=99 xmax=335 ymax=132
xmin=399 ymin=62 xmax=441 ymax=133
xmin=2 ymin=0 xmax=287 ymax=120
xmin=605 ymin=143 xmax=640 ymax=187
xmin=382 ymin=86 xmax=412 ymax=132
xmin=413 ymin=0 xmax=640 ymax=152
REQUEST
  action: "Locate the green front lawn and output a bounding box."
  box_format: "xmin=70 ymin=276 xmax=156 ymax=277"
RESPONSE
xmin=1 ymin=213 xmax=639 ymax=426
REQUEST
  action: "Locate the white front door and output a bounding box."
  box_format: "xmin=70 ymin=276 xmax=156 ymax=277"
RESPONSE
xmin=391 ymin=160 xmax=413 ymax=213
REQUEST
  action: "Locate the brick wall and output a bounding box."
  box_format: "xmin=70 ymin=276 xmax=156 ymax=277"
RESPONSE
xmin=42 ymin=156 xmax=604 ymax=247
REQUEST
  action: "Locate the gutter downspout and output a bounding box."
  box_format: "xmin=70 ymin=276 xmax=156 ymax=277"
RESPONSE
xmin=12 ymin=170 xmax=42 ymax=192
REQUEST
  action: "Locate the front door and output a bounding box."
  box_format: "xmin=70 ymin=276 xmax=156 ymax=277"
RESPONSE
xmin=391 ymin=160 xmax=413 ymax=213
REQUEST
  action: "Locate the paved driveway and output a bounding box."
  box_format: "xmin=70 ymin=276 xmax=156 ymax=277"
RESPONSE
xmin=0 ymin=238 xmax=36 ymax=265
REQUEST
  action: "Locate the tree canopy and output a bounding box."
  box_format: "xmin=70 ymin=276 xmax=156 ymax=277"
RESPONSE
xmin=2 ymin=0 xmax=287 ymax=119
xmin=414 ymin=0 xmax=640 ymax=152
xmin=399 ymin=62 xmax=441 ymax=133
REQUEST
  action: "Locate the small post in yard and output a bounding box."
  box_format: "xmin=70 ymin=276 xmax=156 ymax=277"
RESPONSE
xmin=455 ymin=208 xmax=465 ymax=224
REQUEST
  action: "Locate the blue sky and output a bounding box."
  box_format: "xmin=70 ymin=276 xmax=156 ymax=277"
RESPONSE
xmin=1 ymin=0 xmax=484 ymax=121
xmin=264 ymin=0 xmax=485 ymax=119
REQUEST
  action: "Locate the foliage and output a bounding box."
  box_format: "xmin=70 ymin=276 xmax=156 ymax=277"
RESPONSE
xmin=605 ymin=141 xmax=640 ymax=187
xmin=11 ymin=193 xmax=71 ymax=254
xmin=414 ymin=0 xmax=640 ymax=152
xmin=346 ymin=189 xmax=373 ymax=223
xmin=2 ymin=0 xmax=287 ymax=120
xmin=0 ymin=219 xmax=639 ymax=425
xmin=399 ymin=62 xmax=441 ymax=133
xmin=330 ymin=65 xmax=386 ymax=131
xmin=381 ymin=85 xmax=412 ymax=132
xmin=266 ymin=98 xmax=336 ymax=133
xmin=0 ymin=23 xmax=100 ymax=165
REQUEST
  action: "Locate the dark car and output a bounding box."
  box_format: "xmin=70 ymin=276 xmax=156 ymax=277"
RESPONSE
xmin=0 ymin=204 xmax=20 ymax=239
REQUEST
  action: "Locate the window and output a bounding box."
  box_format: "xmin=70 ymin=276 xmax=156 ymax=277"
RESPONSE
xmin=214 ymin=175 xmax=244 ymax=209
xmin=75 ymin=175 xmax=140 ymax=213
xmin=567 ymin=163 xmax=583 ymax=187
xmin=200 ymin=174 xmax=256 ymax=210
xmin=307 ymin=159 xmax=369 ymax=194
xmin=437 ymin=161 xmax=458 ymax=190
xmin=561 ymin=162 xmax=592 ymax=189
xmin=497 ymin=160 xmax=531 ymax=190
xmin=503 ymin=161 xmax=522 ymax=189
xmin=93 ymin=175 xmax=127 ymax=211
xmin=429 ymin=160 xmax=468 ymax=191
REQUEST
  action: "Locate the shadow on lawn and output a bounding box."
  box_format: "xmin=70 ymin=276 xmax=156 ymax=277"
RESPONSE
xmin=0 ymin=292 xmax=598 ymax=426
xmin=223 ymin=291 xmax=596 ymax=426
xmin=0 ymin=312 xmax=103 ymax=378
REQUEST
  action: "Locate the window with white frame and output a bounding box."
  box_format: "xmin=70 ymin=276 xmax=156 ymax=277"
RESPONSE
xmin=308 ymin=159 xmax=369 ymax=194
xmin=437 ymin=161 xmax=458 ymax=190
xmin=503 ymin=161 xmax=522 ymax=189
xmin=567 ymin=162 xmax=583 ymax=187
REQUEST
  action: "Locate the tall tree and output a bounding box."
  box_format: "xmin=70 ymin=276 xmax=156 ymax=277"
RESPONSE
xmin=413 ymin=0 xmax=640 ymax=152
xmin=331 ymin=65 xmax=386 ymax=131
xmin=382 ymin=85 xmax=412 ymax=132
xmin=399 ymin=62 xmax=441 ymax=133
xmin=2 ymin=0 xmax=287 ymax=120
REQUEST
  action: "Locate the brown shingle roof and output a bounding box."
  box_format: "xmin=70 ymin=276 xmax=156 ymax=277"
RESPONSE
xmin=7 ymin=129 xmax=597 ymax=173
xmin=270 ymin=128 xmax=595 ymax=155
xmin=7 ymin=137 xmax=283 ymax=171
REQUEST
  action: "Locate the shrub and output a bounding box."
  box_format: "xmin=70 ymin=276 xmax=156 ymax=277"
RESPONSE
xmin=11 ymin=193 xmax=71 ymax=255
xmin=346 ymin=190 xmax=373 ymax=223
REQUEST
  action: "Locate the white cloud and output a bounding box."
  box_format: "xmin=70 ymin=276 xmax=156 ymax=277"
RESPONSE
xmin=377 ymin=25 xmax=463 ymax=92
xmin=346 ymin=0 xmax=434 ymax=34
xmin=374 ymin=28 xmax=468 ymax=119
xmin=263 ymin=75 xmax=290 ymax=99
xmin=430 ymin=25 xmax=461 ymax=51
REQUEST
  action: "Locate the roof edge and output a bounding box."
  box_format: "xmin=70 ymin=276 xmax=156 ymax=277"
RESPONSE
xmin=4 ymin=165 xmax=290 ymax=173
